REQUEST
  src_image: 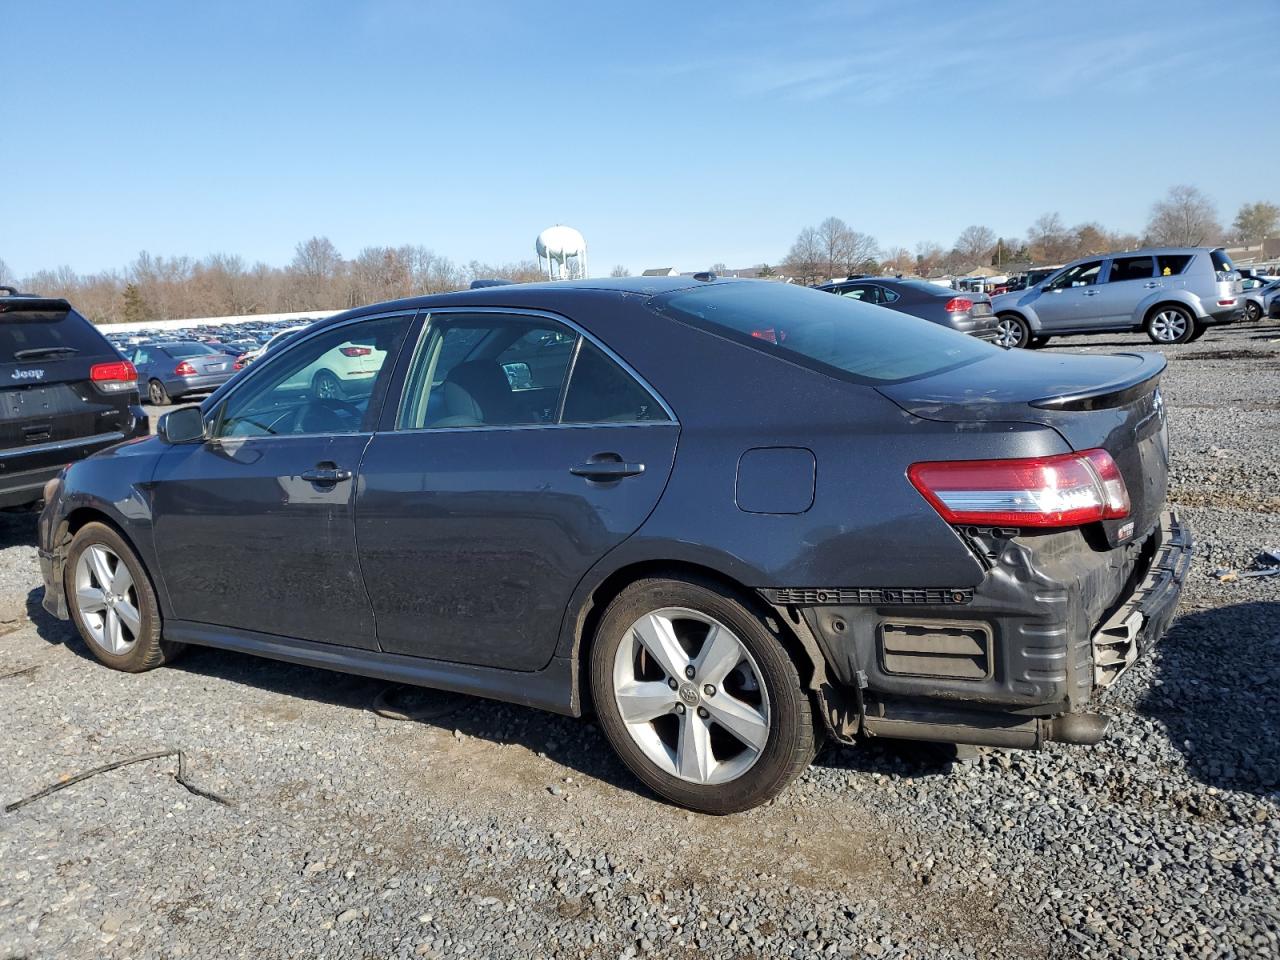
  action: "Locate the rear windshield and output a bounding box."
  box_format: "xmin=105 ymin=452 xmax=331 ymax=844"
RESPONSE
xmin=161 ymin=342 xmax=219 ymax=358
xmin=1210 ymin=249 xmax=1235 ymax=273
xmin=894 ymin=279 xmax=953 ymax=296
xmin=0 ymin=306 xmax=112 ymax=361
xmin=650 ymin=282 xmax=993 ymax=385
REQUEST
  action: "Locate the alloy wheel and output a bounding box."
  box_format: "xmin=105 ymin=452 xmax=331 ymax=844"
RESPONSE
xmin=74 ymin=544 xmax=142 ymax=655
xmin=612 ymin=607 xmax=771 ymax=786
xmin=314 ymin=372 xmax=341 ymax=399
xmin=1149 ymin=309 xmax=1188 ymax=342
xmin=994 ymin=317 xmax=1025 ymax=348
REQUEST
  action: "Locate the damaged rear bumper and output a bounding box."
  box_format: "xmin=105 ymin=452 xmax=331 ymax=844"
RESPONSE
xmin=765 ymin=509 xmax=1192 ymax=750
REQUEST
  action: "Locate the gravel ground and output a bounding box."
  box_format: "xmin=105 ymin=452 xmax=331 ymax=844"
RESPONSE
xmin=1 ymin=321 xmax=1277 ymax=960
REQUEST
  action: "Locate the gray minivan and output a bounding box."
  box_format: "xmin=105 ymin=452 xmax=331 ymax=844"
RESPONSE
xmin=990 ymin=247 xmax=1242 ymax=347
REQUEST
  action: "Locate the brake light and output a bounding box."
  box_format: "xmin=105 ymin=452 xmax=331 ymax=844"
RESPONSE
xmin=943 ymin=297 xmax=974 ymax=313
xmin=750 ymin=328 xmax=786 ymax=344
xmin=907 ymin=449 xmax=1130 ymax=528
xmin=174 ymin=360 xmax=196 ymax=376
xmin=339 ymin=346 xmax=372 ymax=357
xmin=89 ymin=360 xmax=137 ymax=394
xmin=233 ymin=356 xmax=247 ymax=370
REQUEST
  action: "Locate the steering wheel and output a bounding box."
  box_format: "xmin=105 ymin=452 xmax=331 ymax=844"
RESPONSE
xmin=296 ymin=395 xmax=364 ymax=434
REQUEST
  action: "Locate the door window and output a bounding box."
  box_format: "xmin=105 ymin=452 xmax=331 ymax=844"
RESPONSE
xmin=399 ymin=315 xmax=578 ymax=429
xmin=1046 ymin=261 xmax=1102 ymax=289
xmin=212 ymin=313 xmax=411 ymax=438
xmin=1156 ymin=254 xmax=1191 ymax=276
xmin=839 ymin=285 xmax=875 ymax=302
xmin=561 ymin=342 xmax=670 ymax=424
xmin=1106 ymin=256 xmax=1155 ymax=283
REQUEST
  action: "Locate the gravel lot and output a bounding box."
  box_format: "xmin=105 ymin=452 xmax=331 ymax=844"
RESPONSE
xmin=1 ymin=322 xmax=1277 ymax=960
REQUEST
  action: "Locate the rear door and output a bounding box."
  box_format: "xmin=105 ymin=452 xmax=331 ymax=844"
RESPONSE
xmin=0 ymin=300 xmax=136 ymax=459
xmin=356 ymin=309 xmax=679 ymax=670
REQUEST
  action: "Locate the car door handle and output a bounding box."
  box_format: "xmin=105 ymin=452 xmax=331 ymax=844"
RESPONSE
xmin=301 ymin=464 xmax=352 ymax=484
xmin=1083 ymin=289 xmax=1100 ymax=296
xmin=570 ymin=459 xmax=645 ymax=480
xmin=1143 ymin=281 xmax=1160 ymax=288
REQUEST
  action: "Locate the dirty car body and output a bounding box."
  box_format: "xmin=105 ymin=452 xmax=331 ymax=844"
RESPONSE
xmin=39 ymin=278 xmax=1189 ymax=802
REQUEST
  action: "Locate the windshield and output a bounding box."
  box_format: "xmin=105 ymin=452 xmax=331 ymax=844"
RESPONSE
xmin=650 ymin=282 xmax=994 ymax=385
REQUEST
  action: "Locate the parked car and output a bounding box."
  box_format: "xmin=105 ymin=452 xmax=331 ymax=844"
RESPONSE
xmin=1241 ymin=277 xmax=1279 ymax=322
xmin=817 ymin=277 xmax=999 ymax=341
xmin=235 ymin=324 xmax=308 ymax=368
xmin=990 ymin=247 xmax=1242 ymax=347
xmin=39 ymin=278 xmax=1189 ymax=813
xmin=130 ymin=341 xmax=237 ymax=404
xmin=0 ymin=287 xmax=146 ymax=509
xmin=1267 ymin=283 xmax=1280 ymax=319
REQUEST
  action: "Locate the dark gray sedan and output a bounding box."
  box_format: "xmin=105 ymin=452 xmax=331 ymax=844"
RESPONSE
xmin=129 ymin=341 xmax=237 ymax=405
xmin=39 ymin=278 xmax=1188 ymax=813
xmin=818 ymin=277 xmax=998 ymax=341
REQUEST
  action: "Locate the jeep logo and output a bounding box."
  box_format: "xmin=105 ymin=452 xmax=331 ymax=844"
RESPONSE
xmin=11 ymin=369 xmax=45 ymax=381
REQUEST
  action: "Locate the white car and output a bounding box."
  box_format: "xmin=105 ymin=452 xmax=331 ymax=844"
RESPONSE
xmin=240 ymin=324 xmax=387 ymax=399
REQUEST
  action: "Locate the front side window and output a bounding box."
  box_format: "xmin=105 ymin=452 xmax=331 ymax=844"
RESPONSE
xmin=213 ymin=313 xmax=411 ymax=438
xmin=1107 ymin=256 xmax=1155 ymax=283
xmin=1046 ymin=261 xmax=1103 ymax=289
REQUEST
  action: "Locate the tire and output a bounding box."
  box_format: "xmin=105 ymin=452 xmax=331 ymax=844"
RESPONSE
xmin=589 ymin=576 xmax=816 ymax=814
xmin=148 ymin=379 xmax=171 ymax=405
xmin=1187 ymin=324 xmax=1208 ymax=342
xmin=1028 ymin=335 xmax=1051 ymax=349
xmin=1245 ymin=301 xmax=1262 ymax=323
xmin=1145 ymin=305 xmax=1196 ymax=344
xmin=311 ymin=369 xmax=343 ymax=400
xmin=994 ymin=314 xmax=1031 ymax=349
xmin=64 ymin=522 xmax=182 ymax=672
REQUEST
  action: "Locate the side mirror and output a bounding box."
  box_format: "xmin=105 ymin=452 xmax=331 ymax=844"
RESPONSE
xmin=158 ymin=405 xmax=207 ymax=444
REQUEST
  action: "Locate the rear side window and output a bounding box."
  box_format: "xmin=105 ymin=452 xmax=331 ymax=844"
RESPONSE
xmin=1210 ymin=249 xmax=1235 ymax=274
xmin=651 ymin=282 xmax=992 ymax=385
xmin=561 ymin=343 xmax=669 ymax=423
xmin=1157 ymin=255 xmax=1191 ymax=276
xmin=0 ymin=305 xmax=113 ymax=361
xmin=1107 ymin=256 xmax=1154 ymax=283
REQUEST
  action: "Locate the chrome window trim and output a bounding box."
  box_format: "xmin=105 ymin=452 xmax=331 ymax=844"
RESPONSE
xmin=204 ymin=309 xmax=418 ymax=441
xmin=392 ymin=305 xmax=678 ymax=432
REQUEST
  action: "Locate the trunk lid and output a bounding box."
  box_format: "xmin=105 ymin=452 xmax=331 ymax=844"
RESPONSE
xmin=877 ymin=350 xmax=1169 ymax=545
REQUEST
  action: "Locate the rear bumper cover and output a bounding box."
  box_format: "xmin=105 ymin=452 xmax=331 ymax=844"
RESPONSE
xmin=766 ymin=509 xmax=1192 ymax=748
xmin=1 ymin=415 xmax=146 ymax=508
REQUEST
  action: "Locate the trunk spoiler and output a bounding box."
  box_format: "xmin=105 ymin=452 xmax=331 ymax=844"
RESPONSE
xmin=1030 ymin=352 xmax=1166 ymax=412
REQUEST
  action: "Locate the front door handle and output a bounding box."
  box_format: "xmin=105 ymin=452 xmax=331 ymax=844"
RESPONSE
xmin=570 ymin=459 xmax=645 ymax=481
xmin=1083 ymin=289 xmax=1100 ymax=296
xmin=301 ymin=463 xmax=353 ymax=484
xmin=1144 ymin=281 xmax=1160 ymax=288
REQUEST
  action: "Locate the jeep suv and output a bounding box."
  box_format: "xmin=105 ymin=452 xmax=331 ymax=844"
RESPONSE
xmin=990 ymin=247 xmax=1243 ymax=348
xmin=0 ymin=288 xmax=147 ymax=509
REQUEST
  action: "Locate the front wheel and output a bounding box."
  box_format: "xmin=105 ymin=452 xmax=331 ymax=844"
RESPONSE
xmin=64 ymin=522 xmax=183 ymax=672
xmin=994 ymin=314 xmax=1031 ymax=348
xmin=1146 ymin=305 xmax=1196 ymax=344
xmin=311 ymin=370 xmax=343 ymax=400
xmin=590 ymin=577 xmax=816 ymax=814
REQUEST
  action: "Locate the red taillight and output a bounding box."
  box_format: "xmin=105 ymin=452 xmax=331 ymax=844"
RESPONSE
xmin=907 ymin=449 xmax=1130 ymax=528
xmin=174 ymin=360 xmax=197 ymax=376
xmin=750 ymin=328 xmax=787 ymax=344
xmin=943 ymin=297 xmax=974 ymax=313
xmin=233 ymin=357 xmax=247 ymax=370
xmin=339 ymin=346 xmax=372 ymax=357
xmin=89 ymin=360 xmax=137 ymax=394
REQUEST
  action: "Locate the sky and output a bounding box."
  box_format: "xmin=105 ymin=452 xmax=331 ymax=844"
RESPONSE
xmin=4 ymin=0 xmax=1279 ymax=278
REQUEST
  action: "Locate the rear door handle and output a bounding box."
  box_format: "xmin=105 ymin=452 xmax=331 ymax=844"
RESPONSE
xmin=301 ymin=464 xmax=352 ymax=484
xmin=1143 ymin=281 xmax=1160 ymax=288
xmin=570 ymin=460 xmax=645 ymax=480
xmin=1083 ymin=289 xmax=1100 ymax=296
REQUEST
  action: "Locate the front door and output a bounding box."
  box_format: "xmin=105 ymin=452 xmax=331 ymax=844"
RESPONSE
xmin=150 ymin=311 xmax=414 ymax=648
xmin=1034 ymin=259 xmax=1103 ymax=330
xmin=356 ymin=310 xmax=679 ymax=670
xmin=1094 ymin=255 xmax=1157 ymax=327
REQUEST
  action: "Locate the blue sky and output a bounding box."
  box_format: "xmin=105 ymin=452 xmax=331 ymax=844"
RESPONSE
xmin=4 ymin=0 xmax=1278 ymax=277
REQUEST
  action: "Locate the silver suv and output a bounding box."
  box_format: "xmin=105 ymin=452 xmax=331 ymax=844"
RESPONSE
xmin=990 ymin=247 xmax=1243 ymax=347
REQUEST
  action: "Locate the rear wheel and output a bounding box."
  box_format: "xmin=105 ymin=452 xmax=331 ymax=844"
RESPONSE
xmin=994 ymin=314 xmax=1031 ymax=348
xmin=311 ymin=369 xmax=343 ymax=400
xmin=1146 ymin=305 xmax=1195 ymax=344
xmin=148 ymin=379 xmax=170 ymax=405
xmin=65 ymin=522 xmax=182 ymax=672
xmin=590 ymin=577 xmax=816 ymax=814
xmin=1245 ymin=301 xmax=1262 ymax=322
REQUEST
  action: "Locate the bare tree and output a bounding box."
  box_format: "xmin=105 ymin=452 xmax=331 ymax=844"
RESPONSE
xmin=609 ymin=264 xmax=631 ymax=277
xmin=1231 ymin=201 xmax=1280 ymax=248
xmin=1026 ymin=213 xmax=1069 ymax=263
xmin=914 ymin=241 xmax=945 ymax=277
xmin=0 ymin=258 xmax=12 ymax=286
xmin=1146 ymin=185 xmax=1221 ymax=247
xmin=954 ymin=225 xmax=996 ymax=265
xmin=782 ymin=226 xmax=824 ymax=285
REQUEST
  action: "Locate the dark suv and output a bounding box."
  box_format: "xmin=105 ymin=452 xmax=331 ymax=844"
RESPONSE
xmin=0 ymin=288 xmax=147 ymax=509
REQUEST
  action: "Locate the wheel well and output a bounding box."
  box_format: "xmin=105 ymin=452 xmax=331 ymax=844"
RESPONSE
xmin=996 ymin=310 xmax=1029 ymax=327
xmin=1143 ymin=301 xmax=1196 ymax=326
xmin=573 ymin=559 xmax=826 ymax=716
xmin=60 ymin=508 xmax=140 ymax=557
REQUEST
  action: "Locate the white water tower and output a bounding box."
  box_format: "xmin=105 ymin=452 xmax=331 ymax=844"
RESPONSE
xmin=536 ymin=225 xmax=588 ymax=280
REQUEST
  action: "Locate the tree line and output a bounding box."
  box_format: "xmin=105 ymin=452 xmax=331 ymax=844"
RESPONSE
xmin=3 ymin=186 xmax=1277 ymax=325
xmin=779 ymin=186 xmax=1279 ymax=284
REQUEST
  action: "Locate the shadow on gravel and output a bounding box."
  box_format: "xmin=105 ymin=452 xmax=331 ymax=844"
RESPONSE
xmin=0 ymin=510 xmax=39 ymax=549
xmin=1137 ymin=601 xmax=1280 ymax=796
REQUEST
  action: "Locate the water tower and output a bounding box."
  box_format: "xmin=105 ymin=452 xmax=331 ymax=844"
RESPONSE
xmin=536 ymin=225 xmax=588 ymax=280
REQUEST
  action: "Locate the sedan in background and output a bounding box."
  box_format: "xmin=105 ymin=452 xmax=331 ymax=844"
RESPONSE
xmin=130 ymin=341 xmax=238 ymax=405
xmin=40 ymin=278 xmax=1188 ymax=813
xmin=1241 ymin=278 xmax=1279 ymax=322
xmin=818 ymin=277 xmax=998 ymax=341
